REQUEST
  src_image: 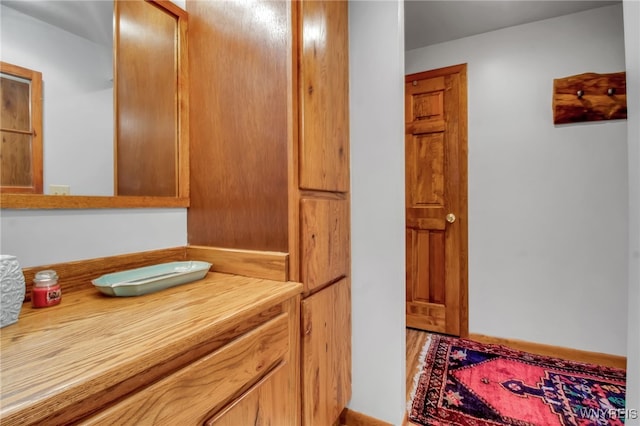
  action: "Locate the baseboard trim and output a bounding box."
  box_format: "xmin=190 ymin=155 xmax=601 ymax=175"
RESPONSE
xmin=339 ymin=408 xmax=393 ymax=426
xmin=468 ymin=333 xmax=626 ymax=370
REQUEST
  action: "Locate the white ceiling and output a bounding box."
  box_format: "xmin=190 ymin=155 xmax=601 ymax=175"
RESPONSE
xmin=404 ymin=0 xmax=621 ymax=51
xmin=2 ymin=1 xmax=621 ymax=54
xmin=2 ymin=0 xmax=113 ymax=47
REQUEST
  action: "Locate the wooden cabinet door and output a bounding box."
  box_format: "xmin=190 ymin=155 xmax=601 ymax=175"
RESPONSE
xmin=301 ymin=278 xmax=351 ymax=426
xmin=299 ymin=0 xmax=349 ymax=192
xmin=115 ymin=0 xmax=184 ymax=197
xmin=187 ymin=0 xmax=290 ymax=251
xmin=300 ymin=197 xmax=350 ymax=295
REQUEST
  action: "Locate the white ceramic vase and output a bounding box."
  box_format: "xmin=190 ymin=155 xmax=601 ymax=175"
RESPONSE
xmin=0 ymin=255 xmax=26 ymax=328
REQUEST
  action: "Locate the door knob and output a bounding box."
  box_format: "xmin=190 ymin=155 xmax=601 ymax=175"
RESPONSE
xmin=446 ymin=213 xmax=456 ymax=223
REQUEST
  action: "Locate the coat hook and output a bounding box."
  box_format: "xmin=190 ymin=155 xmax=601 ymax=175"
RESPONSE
xmin=577 ymin=90 xmax=584 ymax=99
xmin=607 ymin=88 xmax=616 ymax=96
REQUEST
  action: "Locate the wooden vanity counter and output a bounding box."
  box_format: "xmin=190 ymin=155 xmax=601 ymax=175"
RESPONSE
xmin=0 ymin=272 xmax=302 ymax=425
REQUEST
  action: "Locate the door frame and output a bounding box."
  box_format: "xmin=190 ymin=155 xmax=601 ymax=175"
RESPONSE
xmin=405 ymin=63 xmax=469 ymax=337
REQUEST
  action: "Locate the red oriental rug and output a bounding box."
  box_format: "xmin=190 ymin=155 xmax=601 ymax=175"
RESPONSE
xmin=408 ymin=334 xmax=627 ymax=426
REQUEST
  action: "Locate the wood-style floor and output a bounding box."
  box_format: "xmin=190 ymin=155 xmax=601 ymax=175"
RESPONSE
xmin=404 ymin=328 xmax=430 ymax=426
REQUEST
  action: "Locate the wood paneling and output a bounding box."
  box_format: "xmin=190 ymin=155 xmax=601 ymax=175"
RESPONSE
xmin=115 ymin=0 xmax=180 ymax=197
xmin=301 ymin=278 xmax=351 ymax=426
xmin=186 ymin=0 xmax=291 ymax=252
xmin=186 ymin=245 xmax=289 ymax=281
xmin=299 ymin=0 xmax=349 ymax=192
xmin=300 ymin=197 xmax=349 ymax=294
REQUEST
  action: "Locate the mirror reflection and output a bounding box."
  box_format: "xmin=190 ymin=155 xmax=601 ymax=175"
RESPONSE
xmin=1 ymin=0 xmax=114 ymax=196
xmin=1 ymin=62 xmax=43 ymax=193
xmin=1 ymin=0 xmax=187 ymax=202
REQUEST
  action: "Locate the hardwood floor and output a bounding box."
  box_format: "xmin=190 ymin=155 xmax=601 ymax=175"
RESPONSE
xmin=404 ymin=328 xmax=430 ymax=426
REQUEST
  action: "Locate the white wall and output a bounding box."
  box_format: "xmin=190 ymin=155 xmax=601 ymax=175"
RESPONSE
xmin=1 ymin=5 xmax=114 ymax=196
xmin=0 ymin=3 xmax=187 ymax=268
xmin=349 ymin=1 xmax=406 ymax=424
xmin=0 ymin=209 xmax=187 ymax=267
xmin=623 ymin=0 xmax=639 ymax=422
xmin=406 ymin=5 xmax=629 ymax=356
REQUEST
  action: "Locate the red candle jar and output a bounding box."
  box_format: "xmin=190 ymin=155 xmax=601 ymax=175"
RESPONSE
xmin=32 ymin=270 xmax=62 ymax=308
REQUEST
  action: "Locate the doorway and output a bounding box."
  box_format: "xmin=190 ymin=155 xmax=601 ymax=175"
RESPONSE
xmin=405 ymin=64 xmax=468 ymax=337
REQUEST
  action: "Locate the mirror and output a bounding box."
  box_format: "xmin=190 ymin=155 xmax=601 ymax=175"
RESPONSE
xmin=0 ymin=0 xmax=188 ymax=208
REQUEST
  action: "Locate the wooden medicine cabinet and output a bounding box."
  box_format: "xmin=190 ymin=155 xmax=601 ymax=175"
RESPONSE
xmin=0 ymin=0 xmax=188 ymax=209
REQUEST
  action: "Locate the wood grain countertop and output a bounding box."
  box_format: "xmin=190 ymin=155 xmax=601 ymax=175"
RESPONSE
xmin=0 ymin=272 xmax=302 ymax=426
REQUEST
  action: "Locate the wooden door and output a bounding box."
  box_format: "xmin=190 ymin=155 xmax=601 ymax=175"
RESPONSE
xmin=0 ymin=62 xmax=43 ymax=194
xmin=405 ymin=64 xmax=468 ymax=337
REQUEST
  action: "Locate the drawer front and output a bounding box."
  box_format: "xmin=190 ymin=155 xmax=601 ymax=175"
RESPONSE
xmin=300 ymin=197 xmax=349 ymax=294
xmin=204 ymin=360 xmax=292 ymax=426
xmin=82 ymin=313 xmax=290 ymax=425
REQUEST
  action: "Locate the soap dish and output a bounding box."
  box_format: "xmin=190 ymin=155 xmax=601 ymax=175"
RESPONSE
xmin=92 ymin=261 xmax=211 ymax=297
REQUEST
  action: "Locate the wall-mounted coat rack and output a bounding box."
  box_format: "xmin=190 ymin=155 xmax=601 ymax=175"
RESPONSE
xmin=552 ymin=72 xmax=627 ymax=124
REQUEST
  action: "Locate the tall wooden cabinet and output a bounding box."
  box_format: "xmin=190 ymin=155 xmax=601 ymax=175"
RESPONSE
xmin=187 ymin=1 xmax=351 ymax=426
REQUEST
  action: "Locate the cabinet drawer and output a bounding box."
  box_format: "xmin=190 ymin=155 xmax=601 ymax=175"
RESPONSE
xmin=204 ymin=359 xmax=292 ymax=426
xmin=300 ymin=197 xmax=349 ymax=294
xmin=82 ymin=313 xmax=290 ymax=426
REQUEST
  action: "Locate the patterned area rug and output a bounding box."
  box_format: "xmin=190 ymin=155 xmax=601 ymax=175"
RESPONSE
xmin=408 ymin=334 xmax=627 ymax=426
